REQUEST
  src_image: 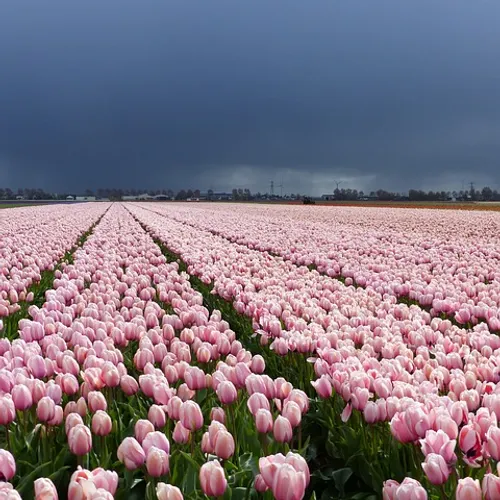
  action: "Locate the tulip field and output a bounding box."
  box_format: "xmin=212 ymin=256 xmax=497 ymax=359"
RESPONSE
xmin=1 ymin=203 xmax=500 ymax=499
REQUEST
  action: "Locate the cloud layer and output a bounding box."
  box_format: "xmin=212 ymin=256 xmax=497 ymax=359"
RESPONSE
xmin=1 ymin=1 xmax=500 ymax=195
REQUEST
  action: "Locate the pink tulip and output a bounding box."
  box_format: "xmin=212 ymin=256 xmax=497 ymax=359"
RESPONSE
xmin=421 ymin=453 xmax=449 ymax=485
xmin=255 ymin=474 xmax=269 ymax=493
xmin=65 ymin=413 xmax=84 ymax=435
xmin=255 ymin=409 xmax=273 ymax=434
xmin=0 ymin=450 xmax=16 ymax=481
xmin=201 ymin=432 xmax=213 ymax=454
xmin=213 ymin=430 xmax=235 ymax=460
xmin=60 ymin=374 xmax=79 ymax=396
xmin=91 ymin=468 xmax=118 ymax=495
xmin=37 ymin=396 xmax=56 ymax=423
xmin=135 ymin=419 xmax=155 ymax=444
xmin=286 ymin=390 xmax=309 ymax=414
xmin=87 ymin=392 xmax=107 ymax=413
xmin=420 ymin=429 xmax=456 ymax=464
xmin=148 ymin=405 xmax=166 ymax=429
xmin=12 ymin=384 xmax=33 ymax=411
xmin=456 ymin=478 xmax=481 ymax=500
xmin=216 ymin=381 xmax=238 ymax=405
xmin=34 ymin=477 xmax=58 ymax=500
xmin=282 ymin=401 xmax=302 ymax=428
xmin=172 ymin=421 xmax=190 ymax=444
xmin=483 ymin=473 xmax=500 ymax=500
xmin=273 ymin=416 xmax=293 ymax=443
xmin=76 ymin=397 xmax=88 ymax=418
xmin=117 ymin=437 xmax=146 ymax=470
xmin=311 ymin=376 xmax=332 ymax=399
xmin=120 ymin=375 xmax=139 ymax=396
xmin=0 ymin=395 xmax=16 ymax=426
xmin=382 ymin=480 xmax=400 ymax=500
xmin=146 ymin=447 xmax=170 ymax=477
xmin=179 ymin=401 xmax=203 ymax=431
xmin=157 ymin=483 xmax=184 ymax=500
xmin=90 ymin=488 xmax=114 ymax=499
xmin=166 ymin=396 xmax=182 ymax=420
xmin=251 ymin=355 xmax=266 ymax=374
xmin=395 ymin=478 xmax=427 ymax=500
xmin=247 ymin=393 xmax=270 ymax=416
xmin=47 ymin=405 xmax=63 ymax=426
xmin=272 ymin=463 xmax=307 ymax=500
xmin=210 ymin=407 xmax=226 ymax=424
xmin=284 ymin=452 xmax=310 ymax=486
xmin=486 ymin=426 xmax=500 ymax=461
xmin=199 ymin=460 xmax=227 ymax=497
xmin=68 ymin=424 xmax=92 ymax=456
xmin=91 ymin=411 xmax=112 ymax=436
xmin=142 ymin=431 xmax=170 ymax=455
xmin=458 ymin=424 xmax=482 ymax=462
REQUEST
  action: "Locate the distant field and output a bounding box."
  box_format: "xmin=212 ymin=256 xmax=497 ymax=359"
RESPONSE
xmin=284 ymin=200 xmax=500 ymax=211
xmin=0 ymin=203 xmax=36 ymax=209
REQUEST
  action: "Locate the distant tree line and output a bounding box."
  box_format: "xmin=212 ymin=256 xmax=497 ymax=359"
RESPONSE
xmin=1 ymin=185 xmax=500 ymax=202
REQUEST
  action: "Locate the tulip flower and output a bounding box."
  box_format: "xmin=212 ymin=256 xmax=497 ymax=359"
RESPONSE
xmin=68 ymin=424 xmax=92 ymax=456
xmin=179 ymin=401 xmax=203 ymax=431
xmin=199 ymin=460 xmax=227 ymax=497
xmin=273 ymin=416 xmax=293 ymax=443
xmin=135 ymin=419 xmax=155 ymax=444
xmin=34 ymin=478 xmax=58 ymax=500
xmin=157 ymin=483 xmax=183 ymax=500
xmin=0 ymin=450 xmax=16 ymax=481
xmin=146 ymin=446 xmax=170 ymax=477
xmin=421 ymin=453 xmax=449 ymax=485
xmin=456 ymin=478 xmax=481 ymax=500
xmin=117 ymin=437 xmax=146 ymax=470
xmin=91 ymin=410 xmax=112 ymax=436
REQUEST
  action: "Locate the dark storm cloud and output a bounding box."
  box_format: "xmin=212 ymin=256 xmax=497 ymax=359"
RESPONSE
xmin=1 ymin=0 xmax=500 ymax=194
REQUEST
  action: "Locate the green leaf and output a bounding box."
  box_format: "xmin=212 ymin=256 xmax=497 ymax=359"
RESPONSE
xmin=332 ymin=468 xmax=353 ymax=497
xmin=16 ymin=461 xmax=52 ymax=495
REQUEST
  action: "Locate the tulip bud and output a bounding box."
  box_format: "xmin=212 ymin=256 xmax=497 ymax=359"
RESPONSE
xmin=37 ymin=396 xmax=56 ymax=423
xmin=273 ymin=416 xmax=293 ymax=443
xmin=117 ymin=437 xmax=146 ymax=470
xmin=34 ymin=478 xmax=58 ymax=500
xmin=12 ymin=384 xmax=33 ymax=411
xmin=142 ymin=431 xmax=170 ymax=455
xmin=87 ymin=391 xmax=107 ymax=413
xmin=421 ymin=453 xmax=449 ymax=485
xmin=395 ymin=478 xmax=427 ymax=500
xmin=179 ymin=401 xmax=203 ymax=431
xmin=146 ymin=446 xmax=170 ymax=477
xmin=282 ymin=401 xmax=301 ymax=428
xmin=172 ymin=421 xmax=190 ymax=444
xmin=210 ymin=407 xmax=226 ymax=424
xmin=201 ymin=432 xmax=213 ymax=454
xmin=216 ymin=381 xmax=238 ymax=405
xmin=456 ymin=478 xmax=481 ymax=500
xmin=68 ymin=424 xmax=92 ymax=456
xmin=148 ymin=405 xmax=166 ymax=429
xmin=0 ymin=449 xmax=16 ymax=481
xmin=255 ymin=409 xmax=273 ymax=434
xmin=120 ymin=375 xmax=139 ymax=396
xmin=157 ymin=483 xmax=183 ymax=500
xmin=91 ymin=410 xmax=112 ymax=436
xmin=213 ymin=430 xmax=235 ymax=460
xmin=199 ymin=460 xmax=227 ymax=497
xmin=382 ymin=480 xmax=400 ymax=500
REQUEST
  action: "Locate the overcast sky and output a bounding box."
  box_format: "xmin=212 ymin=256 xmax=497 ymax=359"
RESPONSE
xmin=1 ymin=1 xmax=500 ymax=195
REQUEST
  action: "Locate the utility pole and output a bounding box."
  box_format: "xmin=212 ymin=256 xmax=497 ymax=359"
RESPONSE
xmin=278 ymin=179 xmax=284 ymax=197
xmin=333 ymin=180 xmax=342 ymax=192
xmin=270 ymin=181 xmax=274 ymax=196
